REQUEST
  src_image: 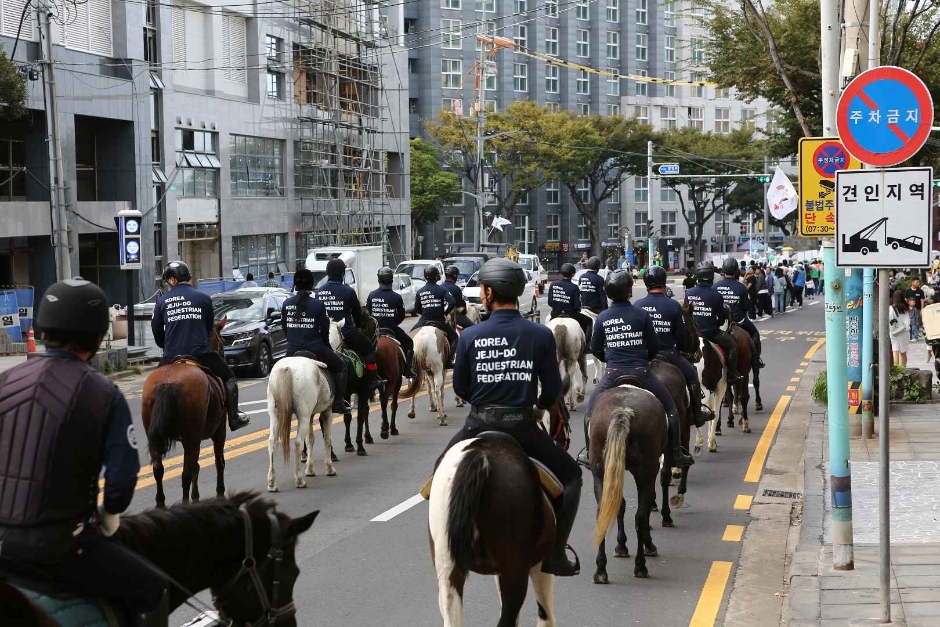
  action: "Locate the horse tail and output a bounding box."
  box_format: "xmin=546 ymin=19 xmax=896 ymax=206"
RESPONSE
xmin=593 ymin=406 xmax=633 ymax=547
xmin=270 ymin=365 xmax=294 ymax=463
xmin=446 ymin=445 xmax=490 ymax=573
xmin=399 ymin=346 xmax=422 ymax=399
xmin=148 ymin=383 xmax=180 ymax=458
xmin=553 ymin=323 xmax=567 ymax=363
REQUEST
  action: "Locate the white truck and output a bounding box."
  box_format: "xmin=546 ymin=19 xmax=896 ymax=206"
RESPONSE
xmin=304 ymin=246 xmax=383 ymax=305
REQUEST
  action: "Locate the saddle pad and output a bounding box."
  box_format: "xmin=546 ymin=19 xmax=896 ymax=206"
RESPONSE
xmin=17 ymin=586 xmax=116 ymax=627
xmin=419 ymin=459 xmax=563 ymax=501
xmin=342 ymin=349 xmax=364 ymax=379
xmin=705 ymin=341 xmax=726 ymax=364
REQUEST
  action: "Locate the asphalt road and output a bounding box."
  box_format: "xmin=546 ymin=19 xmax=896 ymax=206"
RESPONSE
xmin=116 ymin=286 xmax=825 ymax=627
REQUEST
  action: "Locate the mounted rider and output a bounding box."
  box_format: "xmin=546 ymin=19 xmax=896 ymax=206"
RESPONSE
xmin=634 ymin=266 xmax=715 ymax=428
xmin=581 ymin=269 xmax=696 ymax=470
xmin=714 ymin=258 xmax=765 ymax=369
xmin=0 ymin=279 xmax=168 ymax=626
xmin=283 ymin=269 xmax=350 ymax=415
xmin=578 ymin=256 xmax=608 ymax=315
xmin=411 ymin=265 xmax=458 ymax=358
xmin=685 ymin=262 xmax=743 ymax=384
xmin=367 ymin=267 xmax=418 ymax=378
xmin=152 ymin=261 xmax=250 ymax=431
xmin=548 ymin=262 xmax=595 ymax=346
xmin=442 ymin=265 xmax=476 ymax=329
xmin=315 ymin=258 xmax=383 ymax=397
xmin=445 ymin=258 xmax=582 ymax=577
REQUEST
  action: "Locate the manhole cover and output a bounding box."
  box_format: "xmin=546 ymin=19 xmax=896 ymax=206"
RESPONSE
xmin=763 ymin=489 xmax=803 ymax=499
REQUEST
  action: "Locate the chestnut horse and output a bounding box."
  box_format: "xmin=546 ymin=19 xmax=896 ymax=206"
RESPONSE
xmin=699 ymin=323 xmax=760 ymax=452
xmin=376 ymin=334 xmax=405 ymax=440
xmin=141 ymin=318 xmax=227 ymax=507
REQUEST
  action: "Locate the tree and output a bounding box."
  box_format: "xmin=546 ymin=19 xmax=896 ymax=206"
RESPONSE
xmin=0 ymin=44 xmax=26 ymax=122
xmin=409 ymin=138 xmax=462 ymax=251
xmin=724 ymin=177 xmax=798 ymax=237
xmin=657 ymin=127 xmax=764 ymax=263
xmin=542 ymin=113 xmax=653 ymax=256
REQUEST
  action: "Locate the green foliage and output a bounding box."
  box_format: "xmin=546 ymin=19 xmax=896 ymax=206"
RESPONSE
xmin=889 ymin=365 xmax=932 ymax=403
xmin=409 ymin=137 xmax=462 ymax=237
xmin=0 ymin=43 xmax=26 ymax=122
xmin=104 ymin=361 xmax=114 ymax=375
xmin=812 ymin=371 xmax=827 ymax=404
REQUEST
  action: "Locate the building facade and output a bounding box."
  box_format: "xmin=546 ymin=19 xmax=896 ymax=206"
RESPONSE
xmin=406 ymin=0 xmax=780 ymax=268
xmin=0 ymin=0 xmax=410 ymax=308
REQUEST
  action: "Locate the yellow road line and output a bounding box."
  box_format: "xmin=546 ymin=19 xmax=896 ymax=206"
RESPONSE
xmin=733 ymin=495 xmax=752 ymax=510
xmin=786 ymin=386 xmax=796 ymax=392
xmin=804 ymin=338 xmax=825 ymax=360
xmin=744 ymin=395 xmax=791 ymax=483
xmin=800 ymin=362 xmax=810 ymax=367
xmin=794 ymin=368 xmax=805 ymax=374
xmin=722 ymin=525 xmax=744 ymax=542
xmin=789 ymin=377 xmax=800 ymax=382
xmin=688 ymin=561 xmax=733 ymax=627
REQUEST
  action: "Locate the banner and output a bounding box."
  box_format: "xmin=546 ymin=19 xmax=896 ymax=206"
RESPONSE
xmin=0 ymin=290 xmax=21 ymax=341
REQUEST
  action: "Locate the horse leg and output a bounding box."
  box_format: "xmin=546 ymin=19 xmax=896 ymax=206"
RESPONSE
xmin=592 ymin=474 xmax=610 ymax=584
xmin=740 ymin=379 xmax=752 ymax=433
xmin=614 ymin=497 xmax=629 ymax=558
xmin=267 ymin=425 xmax=280 ymax=492
xmin=427 ymin=372 xmax=437 ymax=412
xmin=151 ymin=451 xmax=166 ymax=509
xmin=363 ymin=395 xmax=374 ymax=445
xmin=753 ymin=366 xmax=763 ymax=411
xmin=529 ymin=567 xmax=556 ymax=627
xmin=181 ymin=444 xmax=199 ymax=503
xmin=320 ymin=412 xmax=337 ymax=477
xmin=356 ymin=396 xmax=368 ymax=456
xmin=675 ymin=467 xmax=689 ymax=509
xmin=390 ymin=390 xmax=400 ymax=436
xmin=344 ymin=409 xmax=355 ymax=453
xmin=380 ymin=388 xmax=390 ymax=440
xmin=660 ymin=467 xmax=674 ymax=528
xmin=212 ymin=423 xmax=226 ymax=497
xmin=694 ymin=425 xmax=704 ymax=456
xmin=294 ymin=413 xmax=310 ymax=488
xmin=494 ymin=572 xmax=528 ymax=627
xmin=305 ymin=418 xmax=316 ymax=477
xmin=436 ymin=371 xmax=447 ymax=426
xmin=633 ymin=474 xmax=656 ymax=578
xmin=436 ymin=567 xmax=465 ymax=627
xmin=408 ymin=376 xmax=418 ymax=420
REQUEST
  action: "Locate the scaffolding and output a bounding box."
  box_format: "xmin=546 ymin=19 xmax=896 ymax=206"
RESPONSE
xmin=291 ymin=0 xmax=395 ymax=260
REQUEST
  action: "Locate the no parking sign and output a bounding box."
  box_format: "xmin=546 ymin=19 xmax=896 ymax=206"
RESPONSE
xmin=798 ymin=138 xmax=862 ymax=237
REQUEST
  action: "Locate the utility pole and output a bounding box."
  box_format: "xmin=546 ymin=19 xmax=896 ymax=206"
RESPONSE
xmin=38 ymin=0 xmax=71 ymax=280
xmin=473 ymin=43 xmax=486 ymax=252
xmin=762 ymin=155 xmax=770 ymax=253
xmin=647 ymin=140 xmax=654 ymax=264
xmin=820 ymin=0 xmax=841 ymax=135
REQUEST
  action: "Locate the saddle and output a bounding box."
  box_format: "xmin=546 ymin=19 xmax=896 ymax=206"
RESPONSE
xmin=378 ymin=328 xmax=400 ymax=344
xmin=419 ymin=431 xmax=564 ymax=501
xmin=171 ymin=356 xmax=225 ymax=405
xmin=293 ymin=350 xmax=329 ymax=369
xmin=613 ymin=374 xmax=645 ymax=388
xmin=1 ymin=568 xmax=120 ymax=627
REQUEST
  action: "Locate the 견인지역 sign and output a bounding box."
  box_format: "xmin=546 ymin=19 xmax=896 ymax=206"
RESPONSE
xmin=798 ymin=138 xmax=862 ymax=237
xmin=835 ymin=167 xmax=933 ymax=268
xmin=836 ymin=66 xmax=934 ymax=168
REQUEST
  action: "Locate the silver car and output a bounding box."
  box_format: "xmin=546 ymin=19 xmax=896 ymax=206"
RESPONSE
xmin=462 ymin=269 xmax=539 ymax=318
xmin=392 ymin=273 xmax=417 ymax=314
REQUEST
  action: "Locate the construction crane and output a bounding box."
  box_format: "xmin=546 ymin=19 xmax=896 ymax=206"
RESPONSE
xmin=841 ymin=217 xmax=888 ymax=255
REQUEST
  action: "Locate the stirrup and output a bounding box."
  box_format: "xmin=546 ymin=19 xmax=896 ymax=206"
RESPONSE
xmin=576 ymin=447 xmax=590 ymax=469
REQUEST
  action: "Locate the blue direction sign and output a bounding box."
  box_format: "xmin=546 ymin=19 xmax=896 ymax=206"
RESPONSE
xmin=658 ymin=163 xmax=680 ymax=175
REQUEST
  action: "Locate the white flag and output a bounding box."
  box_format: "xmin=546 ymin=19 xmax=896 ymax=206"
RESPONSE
xmin=491 ymin=216 xmax=512 ymax=232
xmin=766 ymin=166 xmax=798 ymax=220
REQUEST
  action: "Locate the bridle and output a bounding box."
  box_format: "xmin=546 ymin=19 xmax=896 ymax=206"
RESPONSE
xmin=213 ymin=505 xmax=296 ymax=626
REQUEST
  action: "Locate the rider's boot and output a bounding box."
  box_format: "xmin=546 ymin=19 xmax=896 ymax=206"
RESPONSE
xmin=577 ymin=416 xmax=591 ymax=468
xmin=668 ymin=411 xmax=695 ymax=468
xmin=404 ymin=349 xmax=418 ymax=378
xmin=365 ymin=363 xmax=384 ymax=398
xmin=751 ymin=332 xmax=765 ymax=368
xmin=541 ymin=482 xmax=582 ymax=576
xmin=131 ymin=588 xmax=169 ymax=627
xmin=726 ymin=342 xmax=744 ymax=384
xmin=331 ymin=368 xmax=349 ymax=415
xmin=688 ymin=382 xmax=715 ymax=428
xmin=225 ymin=379 xmax=250 ymax=431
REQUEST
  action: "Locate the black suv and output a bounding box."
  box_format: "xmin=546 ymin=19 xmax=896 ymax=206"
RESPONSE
xmin=212 ymin=287 xmax=291 ymax=377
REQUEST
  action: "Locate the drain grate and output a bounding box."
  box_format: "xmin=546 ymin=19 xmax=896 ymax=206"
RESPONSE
xmin=763 ymin=489 xmax=803 ymax=500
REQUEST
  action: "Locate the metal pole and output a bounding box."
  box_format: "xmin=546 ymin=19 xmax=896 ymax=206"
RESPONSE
xmin=474 ymin=44 xmax=486 ymax=252
xmin=846 ymin=270 xmax=863 ymax=437
xmin=763 ymin=156 xmax=770 ymax=253
xmin=524 ymin=214 xmax=529 ymax=255
xmin=38 ymin=2 xmax=71 ymax=280
xmin=647 ymin=141 xmax=654 ymax=265
xmin=824 ymin=242 xmax=854 ymax=570
xmin=861 ymin=268 xmax=875 ymax=439
xmin=126 ymin=270 xmax=136 ymax=347
xmin=820 ymin=0 xmax=841 ymax=135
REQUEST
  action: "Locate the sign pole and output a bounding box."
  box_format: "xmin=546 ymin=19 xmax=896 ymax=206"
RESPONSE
xmin=861 ymin=268 xmax=875 ymax=439
xmin=845 ymin=270 xmax=863 ymax=436
xmin=126 ymin=269 xmax=136 ymax=347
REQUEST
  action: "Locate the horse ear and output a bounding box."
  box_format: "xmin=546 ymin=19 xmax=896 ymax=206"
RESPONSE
xmin=285 ymin=510 xmax=319 ymax=538
xmin=217 ymin=316 xmax=227 ymax=331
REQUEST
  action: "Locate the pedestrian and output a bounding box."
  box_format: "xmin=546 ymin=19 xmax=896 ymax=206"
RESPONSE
xmin=889 ymin=290 xmax=911 ymax=366
xmin=763 ymin=265 xmax=774 ymax=318
xmin=577 ymin=252 xmax=589 ymax=269
xmin=617 ymin=251 xmax=627 ymax=269
xmin=744 ymin=267 xmax=758 ymax=319
xmin=262 ymin=271 xmax=280 ymax=287
xmin=792 ymin=264 xmax=805 ymax=309
xmin=905 ymin=277 xmax=926 ymax=340
xmin=908 ymin=297 xmax=921 ymax=341
xmin=754 ymin=264 xmax=768 ymax=319
xmin=774 ymin=267 xmax=788 ymax=313
xmin=817 ymin=260 xmax=825 ymax=296
xmin=242 ymin=272 xmax=259 ymax=287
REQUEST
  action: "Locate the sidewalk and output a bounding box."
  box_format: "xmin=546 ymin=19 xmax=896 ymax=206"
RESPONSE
xmin=0 ymin=338 xmax=157 ymax=378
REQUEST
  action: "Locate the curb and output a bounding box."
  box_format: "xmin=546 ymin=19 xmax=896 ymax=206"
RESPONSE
xmin=107 ymin=362 xmax=159 ymax=381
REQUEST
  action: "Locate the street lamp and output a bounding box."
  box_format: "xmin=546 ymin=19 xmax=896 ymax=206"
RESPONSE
xmin=469 ymin=129 xmax=527 ymax=251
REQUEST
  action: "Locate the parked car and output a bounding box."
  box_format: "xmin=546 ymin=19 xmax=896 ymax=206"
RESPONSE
xmin=212 ymin=287 xmax=290 ymax=377
xmin=395 ymin=259 xmax=445 ymax=290
xmin=393 ymin=273 xmax=417 ymax=314
xmin=463 ymin=269 xmax=539 ymax=318
xmin=517 ymin=254 xmax=547 ymax=291
xmin=442 ymin=253 xmax=495 ymax=287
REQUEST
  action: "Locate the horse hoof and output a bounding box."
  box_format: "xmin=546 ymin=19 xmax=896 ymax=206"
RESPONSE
xmin=671 ymin=467 xmax=682 ymax=479
xmin=726 ymin=420 xmax=734 ymax=429
xmin=634 ymin=569 xmax=649 ymax=579
xmin=327 ymin=470 xmax=337 ymax=477
xmin=439 ymin=419 xmax=447 ymax=426
xmin=390 ymin=428 xmax=399 ymax=436
xmin=408 ymin=412 xmax=416 ymax=420
xmin=650 ymin=501 xmax=658 ymax=512
xmin=576 ymin=394 xmax=585 ymax=403
xmin=381 ymin=430 xmax=389 ymax=440
xmin=593 ymin=572 xmax=610 ymax=585
xmin=305 ymin=471 xmax=315 ymax=477
xmin=295 ymin=480 xmax=306 ymax=489
xmin=357 ymin=448 xmax=368 ymax=457
xmin=670 ymin=494 xmax=685 ymax=509
xmin=693 ymin=445 xmax=703 ymax=456
xmin=331 ymin=451 xmax=339 ymax=463
xmin=267 ymin=485 xmax=278 ymax=493
xmin=300 ymin=454 xmax=308 ymax=464
xmin=365 ymin=435 xmax=374 ymax=445
xmin=756 ymin=403 xmax=763 ymax=411
xmin=644 ymin=546 xmax=658 ymax=557
xmin=344 ymin=444 xmax=355 ymax=453
xmin=743 ymin=426 xmax=752 ymax=434
xmin=614 ymin=546 xmax=629 ymax=558
xmin=662 ymin=519 xmax=674 ymax=528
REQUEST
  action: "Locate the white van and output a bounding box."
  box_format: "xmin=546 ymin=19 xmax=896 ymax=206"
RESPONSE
xmin=517 ymin=254 xmax=547 ymax=291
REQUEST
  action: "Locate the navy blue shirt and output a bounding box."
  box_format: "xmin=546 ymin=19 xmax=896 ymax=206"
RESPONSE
xmin=685 ymin=285 xmax=727 ymax=335
xmin=151 ymin=283 xmax=215 ymax=359
xmin=454 ymin=309 xmax=560 ymax=408
xmin=634 ymin=292 xmax=688 ymax=350
xmin=714 ymin=277 xmax=751 ymax=322
xmin=315 ymin=280 xmax=362 ymax=329
xmin=591 ymin=301 xmax=659 ymax=368
xmin=282 ymin=292 xmax=331 ymax=355
xmin=367 ymin=286 xmax=406 ymax=327
xmin=414 ymin=282 xmax=455 ymax=321
xmin=442 ymin=279 xmax=467 ymax=309
xmin=578 ymin=271 xmax=608 ymax=312
xmin=548 ymin=279 xmax=581 ymax=315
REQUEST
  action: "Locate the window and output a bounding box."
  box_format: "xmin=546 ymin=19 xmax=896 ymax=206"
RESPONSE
xmin=634 ymin=105 xmax=648 ymax=123
xmin=266 ymin=71 xmax=283 ymax=99
xmin=741 ymin=108 xmax=756 ymax=131
xmin=442 ymin=98 xmax=462 ymax=112
xmin=692 ymin=72 xmax=705 ymax=98
xmin=664 ymin=2 xmax=675 ymax=27
xmin=444 ymin=216 xmax=465 ymax=243
xmin=660 ymin=106 xmax=677 ymax=129
xmin=513 ymin=0 xmax=527 ymax=12
xmin=692 ymin=6 xmax=707 ymax=27
xmin=547 ymin=179 xmax=561 ymax=204
xmin=222 ymin=14 xmax=247 ymax=83
xmin=513 ymin=63 xmax=528 ymax=91
xmin=144 ymin=0 xmax=158 ymax=65
xmin=57 ymin=0 xmax=112 ymax=55
xmin=172 ymin=3 xmax=186 ymax=66
xmin=606 ymin=103 xmax=621 ymax=117
xmin=514 ymin=24 xmax=527 ymax=49
xmin=546 ymin=101 xmax=560 ymax=112
xmin=475 ymin=0 xmax=495 ymax=11
xmin=441 ymin=19 xmax=462 ymax=48
xmin=232 ymin=234 xmax=287 ymax=279
xmin=634 ymin=212 xmax=649 ymax=237
xmin=577 ymin=69 xmax=589 ymax=94
xmin=518 ymin=192 xmax=529 ymax=205
xmin=577 ymin=215 xmax=589 ymax=240
xmin=635 ymin=177 xmax=648 ymax=203
xmin=577 ymin=179 xmax=590 ymax=203
xmin=476 ymin=21 xmax=495 ymax=50
xmin=664 ymin=71 xmax=676 ymax=98
xmin=442 ymin=59 xmax=462 ymax=88
xmin=635 ymin=69 xmax=647 ymax=96
xmin=229 ymin=135 xmax=283 ymax=197
xmin=610 ymin=185 xmax=620 ymax=204
xmin=0 ymin=138 xmax=25 ymax=200
xmin=484 ymin=99 xmax=497 ymax=112
xmin=606 ymin=0 xmax=618 ymax=22
xmin=606 ymin=31 xmax=619 ymax=59
xmin=766 ymin=111 xmax=780 ymax=135
xmin=578 ymin=103 xmax=590 ymax=115
xmin=636 ymin=0 xmax=647 ymax=25
xmin=607 ymin=70 xmax=620 ymax=95
xmin=175 ymin=129 xmax=220 ymax=197
xmin=715 ymin=108 xmax=731 ymax=133
xmin=665 ymin=35 xmax=675 ymax=63
xmin=442 ymin=0 xmax=460 ymax=7
xmin=661 ymin=187 xmax=677 ymax=202
xmin=636 ymin=33 xmax=647 ymax=61
xmin=485 ymin=73 xmax=496 ymax=90
xmin=408 ymin=58 xmax=417 ymax=74
xmin=661 ymin=210 xmax=677 ymax=236
xmin=576 ymin=0 xmax=588 ymax=20
xmin=409 ymin=98 xmax=418 ymax=113
xmin=265 ymin=35 xmax=282 ymax=61
xmin=691 ymin=37 xmax=705 ymax=64
xmin=545 ymin=27 xmax=558 ymax=56
xmin=513 ymin=214 xmax=534 ymax=244
xmin=546 ymin=65 xmax=559 ymax=93
xmin=689 ymin=106 xmax=704 ymax=130
xmin=150 ymin=90 xmax=161 ymax=164
xmin=545 ymin=0 xmax=557 ymax=17
xmin=607 ymin=211 xmax=620 ymax=238
xmin=546 ymin=213 xmax=560 ymax=241
xmin=404 ymin=18 xmax=417 ymax=34
xmin=577 ymin=29 xmax=589 ymax=57
xmin=295 ymin=140 xmax=338 ymax=199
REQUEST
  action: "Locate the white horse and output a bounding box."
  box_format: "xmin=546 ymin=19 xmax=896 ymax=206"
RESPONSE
xmin=265 ymin=321 xmax=343 ymax=491
xmin=403 ymin=325 xmax=450 ymax=426
xmin=450 ymin=304 xmax=482 ymax=409
xmin=580 ymin=308 xmax=605 ymax=383
xmin=546 ymin=316 xmax=588 ymax=409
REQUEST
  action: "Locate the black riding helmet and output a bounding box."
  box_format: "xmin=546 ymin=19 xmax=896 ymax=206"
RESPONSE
xmin=721 ymin=257 xmax=740 ymax=277
xmin=560 ymin=262 xmax=577 ymax=278
xmin=478 ymin=258 xmax=526 ymax=298
xmin=163 ymin=260 xmax=191 ymax=282
xmin=36 ymin=278 xmax=110 ymax=336
xmin=294 ymin=269 xmax=315 ymax=291
xmin=586 ymin=256 xmax=602 ymax=272
xmin=444 ymin=265 xmax=459 ymax=280
xmin=695 ymin=261 xmax=716 ymax=286
xmin=605 ymin=269 xmax=633 ymax=301
xmin=424 ymin=265 xmax=442 ymax=283
xmin=643 ymin=265 xmax=668 ymax=289
xmin=326 ymin=259 xmax=346 ymax=280
xmin=377 ymin=267 xmax=394 ymax=285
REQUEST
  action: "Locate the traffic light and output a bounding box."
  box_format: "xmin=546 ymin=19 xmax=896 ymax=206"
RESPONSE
xmin=754 ymin=175 xmax=771 ymax=183
xmin=116 ymin=208 xmax=143 ymax=270
xmin=933 ymin=180 xmax=940 ymax=188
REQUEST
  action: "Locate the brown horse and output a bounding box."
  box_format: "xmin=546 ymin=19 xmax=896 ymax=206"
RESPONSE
xmin=700 ymin=323 xmax=760 ymax=452
xmin=376 ymin=334 xmax=405 ymax=440
xmin=141 ymin=318 xmax=227 ymax=507
xmin=590 ymin=384 xmax=668 ymax=583
xmin=650 ymin=358 xmax=692 ymax=526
